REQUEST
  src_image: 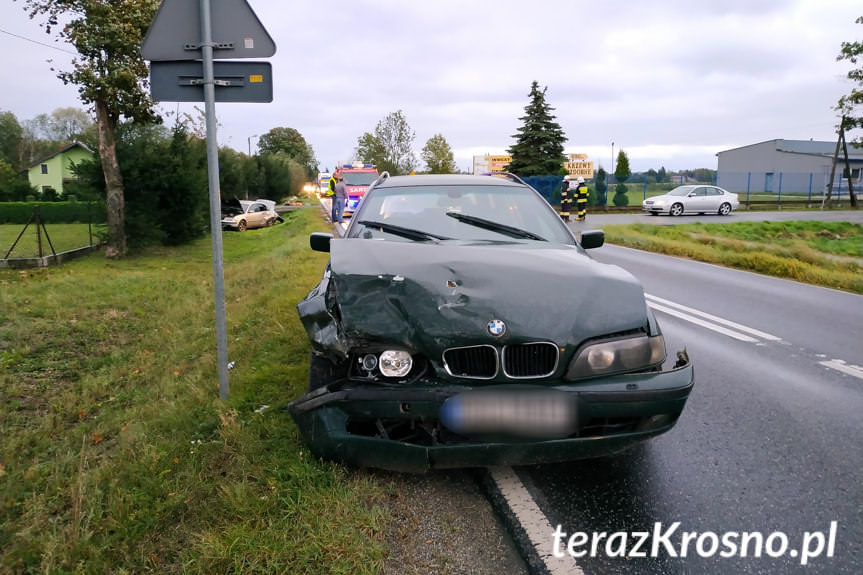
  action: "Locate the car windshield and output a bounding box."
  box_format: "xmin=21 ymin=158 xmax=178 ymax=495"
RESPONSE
xmin=668 ymin=186 xmax=698 ymax=196
xmin=348 ymin=184 xmax=575 ymax=244
xmin=343 ymin=172 xmax=378 ymax=186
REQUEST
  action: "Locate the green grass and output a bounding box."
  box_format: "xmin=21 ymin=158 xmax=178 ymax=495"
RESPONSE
xmin=0 ymin=208 xmax=390 ymax=573
xmin=603 ymin=220 xmax=863 ymax=293
xmin=0 ymin=223 xmax=100 ymax=258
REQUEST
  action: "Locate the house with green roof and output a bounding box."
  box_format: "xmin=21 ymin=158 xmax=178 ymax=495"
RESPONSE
xmin=26 ymin=142 xmax=94 ymax=198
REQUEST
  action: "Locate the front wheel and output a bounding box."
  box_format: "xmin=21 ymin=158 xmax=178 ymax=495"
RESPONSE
xmin=237 ymin=219 xmax=247 ymax=231
xmin=670 ymin=203 xmax=684 ymax=216
xmin=718 ymin=203 xmax=732 ymax=216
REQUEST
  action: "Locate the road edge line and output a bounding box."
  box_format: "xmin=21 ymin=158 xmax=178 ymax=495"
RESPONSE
xmin=483 ymin=466 xmax=585 ymax=575
xmin=645 ymin=293 xmax=781 ymax=341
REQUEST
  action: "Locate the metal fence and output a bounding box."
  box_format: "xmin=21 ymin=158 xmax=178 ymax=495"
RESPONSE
xmin=520 ymin=175 xmax=566 ymax=204
xmin=716 ymin=171 xmax=856 ymax=202
xmin=505 ymin=172 xmax=856 ymax=206
xmin=0 ymin=204 xmax=103 ymax=269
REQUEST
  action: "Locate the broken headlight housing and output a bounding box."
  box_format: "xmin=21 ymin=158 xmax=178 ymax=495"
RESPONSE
xmin=354 ymin=350 xmax=418 ymax=381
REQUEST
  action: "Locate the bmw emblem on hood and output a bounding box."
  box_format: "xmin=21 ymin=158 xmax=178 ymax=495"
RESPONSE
xmin=487 ymin=319 xmax=506 ymax=337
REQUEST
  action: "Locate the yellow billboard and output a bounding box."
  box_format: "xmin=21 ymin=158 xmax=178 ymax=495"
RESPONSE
xmin=565 ymin=154 xmax=593 ymax=178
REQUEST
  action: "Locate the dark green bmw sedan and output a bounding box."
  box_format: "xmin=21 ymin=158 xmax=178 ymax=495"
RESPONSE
xmin=289 ymin=173 xmax=693 ymax=472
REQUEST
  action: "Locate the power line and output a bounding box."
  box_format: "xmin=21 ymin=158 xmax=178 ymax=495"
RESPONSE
xmin=0 ymin=27 xmax=77 ymax=56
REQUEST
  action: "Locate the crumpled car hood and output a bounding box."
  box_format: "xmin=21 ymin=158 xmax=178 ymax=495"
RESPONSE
xmin=299 ymin=238 xmax=649 ymax=358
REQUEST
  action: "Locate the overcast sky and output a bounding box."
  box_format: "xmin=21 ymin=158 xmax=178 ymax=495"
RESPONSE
xmin=1 ymin=0 xmax=860 ymax=173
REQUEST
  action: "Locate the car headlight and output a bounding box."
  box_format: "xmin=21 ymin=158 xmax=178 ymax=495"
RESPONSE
xmin=379 ymin=350 xmax=413 ymax=377
xmin=566 ymin=334 xmax=666 ymax=379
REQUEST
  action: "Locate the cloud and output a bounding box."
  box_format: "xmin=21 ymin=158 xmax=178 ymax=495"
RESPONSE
xmin=1 ymin=0 xmax=860 ymax=172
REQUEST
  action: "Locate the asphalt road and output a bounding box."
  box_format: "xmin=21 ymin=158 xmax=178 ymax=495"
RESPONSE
xmin=513 ymin=244 xmax=863 ymax=574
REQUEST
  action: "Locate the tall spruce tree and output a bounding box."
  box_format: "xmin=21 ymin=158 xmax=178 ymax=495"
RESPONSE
xmin=507 ymin=81 xmax=567 ymax=176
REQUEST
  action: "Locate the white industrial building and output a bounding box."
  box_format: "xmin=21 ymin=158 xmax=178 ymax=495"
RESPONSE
xmin=716 ymin=139 xmax=862 ymax=196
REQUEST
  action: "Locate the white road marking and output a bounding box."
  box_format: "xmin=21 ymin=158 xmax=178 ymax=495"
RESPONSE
xmin=488 ymin=466 xmax=584 ymax=575
xmin=645 ymin=293 xmax=781 ymax=343
xmin=647 ymin=302 xmax=759 ymax=342
xmin=819 ymin=359 xmax=863 ymax=381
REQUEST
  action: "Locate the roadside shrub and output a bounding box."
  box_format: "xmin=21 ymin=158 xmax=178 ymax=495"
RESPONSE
xmin=73 ymin=123 xmax=209 ymax=249
xmin=0 ymin=160 xmax=35 ymax=201
xmin=613 ymin=183 xmax=629 ymax=206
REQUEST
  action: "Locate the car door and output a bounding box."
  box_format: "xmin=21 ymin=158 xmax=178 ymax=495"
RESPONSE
xmin=704 ymin=187 xmax=724 ymax=211
xmin=248 ymin=203 xmax=267 ymax=228
xmin=686 ymin=187 xmax=710 ymax=213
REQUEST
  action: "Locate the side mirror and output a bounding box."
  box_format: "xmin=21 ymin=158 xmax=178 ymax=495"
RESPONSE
xmin=579 ymin=230 xmax=604 ymax=249
xmin=309 ymin=232 xmax=333 ymax=253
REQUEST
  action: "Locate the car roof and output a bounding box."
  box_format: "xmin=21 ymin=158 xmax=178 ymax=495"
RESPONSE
xmin=372 ymin=173 xmax=528 ymax=189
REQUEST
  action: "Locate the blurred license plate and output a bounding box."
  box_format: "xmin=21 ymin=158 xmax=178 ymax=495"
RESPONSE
xmin=440 ymin=389 xmax=577 ymax=438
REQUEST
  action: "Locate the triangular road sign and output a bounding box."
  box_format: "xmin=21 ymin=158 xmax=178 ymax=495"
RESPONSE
xmin=142 ymin=0 xmax=276 ymax=61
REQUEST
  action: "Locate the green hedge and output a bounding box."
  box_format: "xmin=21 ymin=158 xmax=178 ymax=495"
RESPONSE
xmin=0 ymin=201 xmax=106 ymax=225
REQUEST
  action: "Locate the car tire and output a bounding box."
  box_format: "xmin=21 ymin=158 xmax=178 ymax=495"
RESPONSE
xmin=237 ymin=219 xmax=247 ymax=232
xmin=649 ymin=211 xmax=658 ymax=216
xmin=308 ymin=352 xmax=348 ymax=391
xmin=670 ymin=203 xmax=684 ymax=216
xmin=718 ymin=203 xmax=732 ymax=216
xmin=266 ymin=217 xmax=275 ymax=227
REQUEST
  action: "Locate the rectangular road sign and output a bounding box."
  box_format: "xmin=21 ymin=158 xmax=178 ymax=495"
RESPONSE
xmin=150 ymin=61 xmax=273 ymax=103
xmin=142 ymin=0 xmax=276 ymax=61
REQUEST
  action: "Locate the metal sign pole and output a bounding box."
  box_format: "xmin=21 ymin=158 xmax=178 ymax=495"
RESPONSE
xmin=201 ymin=0 xmax=231 ymax=400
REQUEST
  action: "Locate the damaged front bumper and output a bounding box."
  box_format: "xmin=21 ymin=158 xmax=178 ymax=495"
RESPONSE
xmin=288 ymin=356 xmax=694 ymax=473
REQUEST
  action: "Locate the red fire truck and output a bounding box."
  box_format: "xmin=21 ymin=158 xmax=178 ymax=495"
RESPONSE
xmin=338 ymin=162 xmax=378 ymax=216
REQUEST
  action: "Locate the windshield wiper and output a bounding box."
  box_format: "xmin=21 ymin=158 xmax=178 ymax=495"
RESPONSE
xmin=357 ymin=220 xmax=451 ymax=242
xmin=445 ymin=212 xmax=547 ymax=241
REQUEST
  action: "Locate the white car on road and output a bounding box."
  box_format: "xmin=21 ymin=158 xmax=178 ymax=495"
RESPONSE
xmin=642 ymin=185 xmax=739 ymax=216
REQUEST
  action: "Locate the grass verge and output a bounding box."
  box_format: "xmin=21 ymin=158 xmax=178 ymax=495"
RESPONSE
xmin=0 ymin=208 xmax=390 ymax=573
xmin=602 ymin=220 xmax=863 ymax=294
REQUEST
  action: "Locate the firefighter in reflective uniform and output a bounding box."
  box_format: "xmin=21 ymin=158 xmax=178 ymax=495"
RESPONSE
xmin=559 ymin=175 xmax=572 ymax=222
xmin=574 ymin=176 xmax=589 ymax=221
